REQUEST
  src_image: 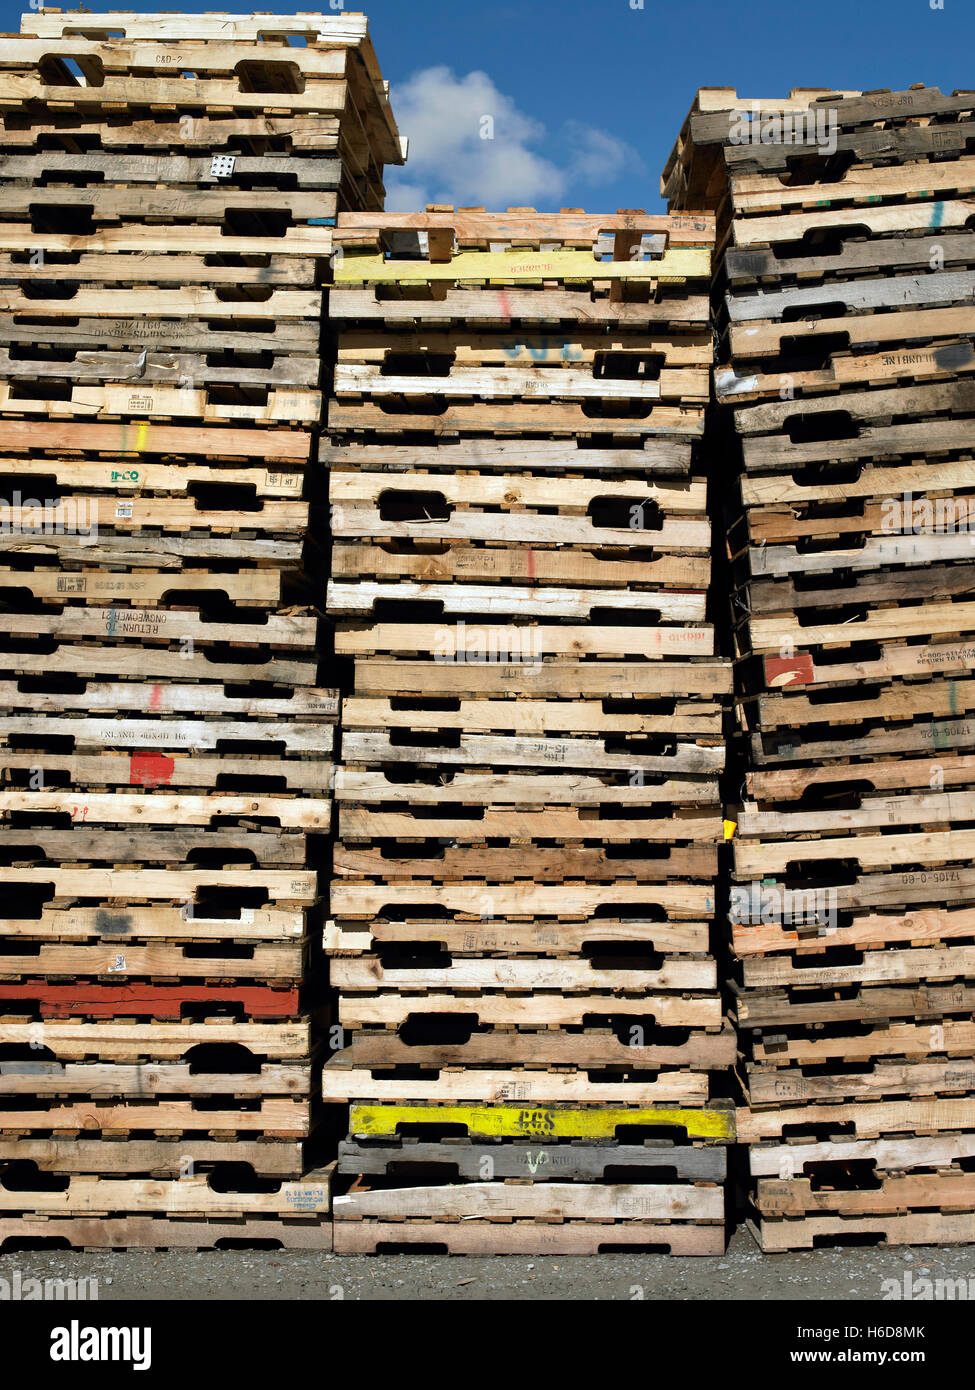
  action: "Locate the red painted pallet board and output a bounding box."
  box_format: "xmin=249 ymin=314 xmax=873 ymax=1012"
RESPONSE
xmin=0 ymin=982 xmax=300 ymax=1021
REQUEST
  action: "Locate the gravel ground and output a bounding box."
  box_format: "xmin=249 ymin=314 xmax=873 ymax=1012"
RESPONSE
xmin=5 ymin=1225 xmax=975 ymax=1300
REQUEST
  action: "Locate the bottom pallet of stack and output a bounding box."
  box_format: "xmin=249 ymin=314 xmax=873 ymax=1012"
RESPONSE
xmin=0 ymin=1169 xmax=334 ymax=1252
xmin=331 ymin=1104 xmax=734 ymax=1255
xmin=743 ymin=1131 xmax=975 ymax=1252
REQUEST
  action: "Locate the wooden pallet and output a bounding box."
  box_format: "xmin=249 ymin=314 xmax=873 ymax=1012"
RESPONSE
xmin=332 ymin=542 xmax=711 ymax=588
xmin=746 ymin=752 xmax=975 ymax=801
xmin=0 ymin=1095 xmax=309 ymax=1138
xmin=0 ymin=751 xmax=333 ymax=790
xmin=0 ymin=941 xmax=305 ymax=984
xmin=336 ymin=325 xmax=713 ymax=370
xmin=748 ymin=715 xmax=975 ymax=767
xmin=0 ymin=1136 xmax=306 ymax=1175
xmin=748 ymin=1130 xmax=975 ymax=1177
xmin=733 ymin=904 xmax=975 ymax=959
xmin=0 ymin=681 xmax=337 ymax=719
xmin=328 ymin=398 xmax=706 ymax=440
xmin=735 ymin=829 xmax=975 ymax=880
xmin=0 ymin=864 xmax=316 ymax=902
xmin=334 ymin=208 xmax=714 ymax=247
xmin=0 ymin=1060 xmax=311 ymax=1100
xmin=749 ymin=1208 xmax=975 ymax=1253
xmin=336 ymin=1136 xmax=728 ymax=1181
xmin=329 ymin=580 xmax=709 ymax=622
xmin=325 ymin=916 xmax=716 ymax=955
xmin=738 ymin=1096 xmax=975 ymax=1142
xmin=325 ymin=1025 xmax=736 ymax=1072
xmin=346 ymin=657 xmax=731 ymax=699
xmin=330 ymin=956 xmax=718 ymax=996
xmin=745 ymin=1057 xmax=975 ymax=1107
xmin=320 ymin=439 xmax=695 ymax=477
xmin=348 ymin=1104 xmax=736 ymax=1143
xmin=334 ymin=243 xmax=710 ymax=287
xmin=0 ymin=1214 xmax=332 ymax=1251
xmin=330 ymin=880 xmax=716 ymax=924
xmin=736 ymin=980 xmax=975 ymax=1031
xmin=333 ymin=1218 xmax=724 ymax=1256
xmin=338 ymin=732 xmax=722 ymax=777
xmin=0 ymin=826 xmax=309 ymax=867
xmin=337 ymin=623 xmax=716 ymax=661
xmin=337 ymin=992 xmax=724 ymax=1030
xmin=329 ymin=286 xmax=711 ymax=329
xmin=336 ymin=804 xmax=721 ymax=843
xmin=0 ymin=1170 xmax=330 ymax=1218
xmin=334 ymin=1178 xmax=723 ymax=1222
xmin=0 ymin=790 xmax=332 ymax=831
xmin=0 ymin=714 xmax=333 ymax=754
xmin=0 ymin=981 xmax=301 ymax=1020
xmin=0 ymin=939 xmax=304 ymax=984
xmin=750 ymin=1017 xmax=975 ymax=1067
xmin=323 ymin=1068 xmax=709 ymax=1106
xmin=0 ymin=1017 xmax=311 ymax=1059
xmin=342 ymin=694 xmax=723 ymax=738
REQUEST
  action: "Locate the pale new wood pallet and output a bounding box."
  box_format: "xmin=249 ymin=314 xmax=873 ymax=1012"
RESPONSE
xmin=336 ymin=991 xmax=723 ymax=1030
xmin=0 ymin=1095 xmax=311 ymax=1137
xmin=0 ymin=1170 xmax=331 ymax=1218
xmin=0 ymin=1017 xmax=312 ymax=1058
xmin=333 ymin=1219 xmax=724 ymax=1256
xmin=323 ymin=1068 xmax=711 ymax=1106
xmin=0 ymin=788 xmax=332 ymax=831
xmin=0 ymin=750 xmax=333 ymax=790
xmin=0 ymin=939 xmax=306 ymax=983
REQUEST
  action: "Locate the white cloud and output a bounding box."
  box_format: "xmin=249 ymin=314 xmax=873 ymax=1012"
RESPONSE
xmin=384 ymin=66 xmax=641 ymax=213
xmin=564 ymin=121 xmax=634 ymax=187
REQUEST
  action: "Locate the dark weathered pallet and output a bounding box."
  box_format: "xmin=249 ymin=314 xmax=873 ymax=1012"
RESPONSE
xmin=336 ymin=1137 xmax=728 ymax=1181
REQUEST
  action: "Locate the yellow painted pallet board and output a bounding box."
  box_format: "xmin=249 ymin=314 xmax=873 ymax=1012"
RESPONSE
xmin=334 ymin=246 xmax=711 ymax=284
xmin=349 ymin=1104 xmax=736 ymax=1142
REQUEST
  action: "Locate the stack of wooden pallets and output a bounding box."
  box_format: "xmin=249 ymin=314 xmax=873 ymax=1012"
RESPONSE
xmin=321 ymin=206 xmax=737 ymax=1255
xmin=666 ymin=86 xmax=975 ymax=1250
xmin=0 ymin=9 xmax=402 ymax=1251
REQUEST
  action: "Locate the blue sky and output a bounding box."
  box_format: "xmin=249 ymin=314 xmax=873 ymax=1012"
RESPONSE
xmin=4 ymin=0 xmax=972 ymax=211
